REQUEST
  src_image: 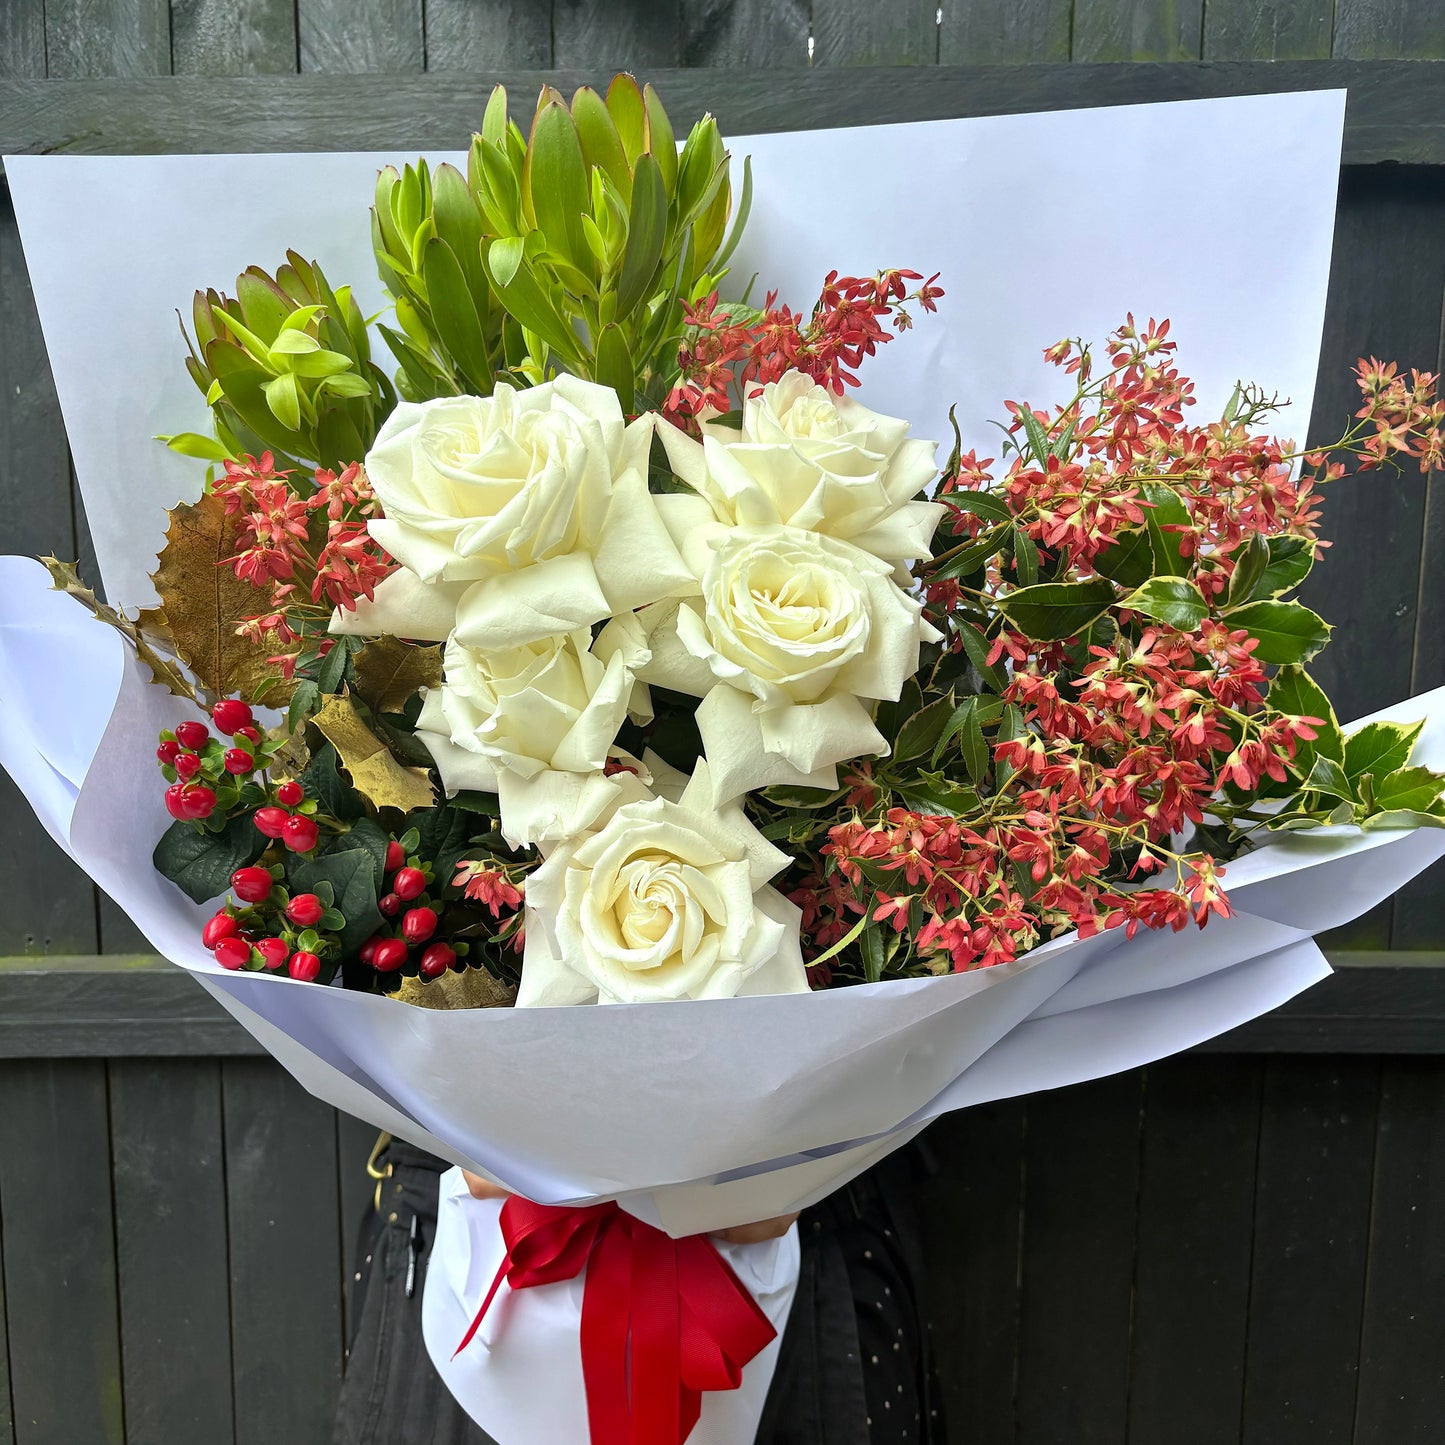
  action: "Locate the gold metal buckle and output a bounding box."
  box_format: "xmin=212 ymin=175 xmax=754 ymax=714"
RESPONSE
xmin=366 ymin=1130 xmax=394 ymax=1213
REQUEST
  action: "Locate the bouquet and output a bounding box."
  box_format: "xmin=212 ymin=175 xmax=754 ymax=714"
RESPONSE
xmin=4 ymin=79 xmax=1445 ymax=1444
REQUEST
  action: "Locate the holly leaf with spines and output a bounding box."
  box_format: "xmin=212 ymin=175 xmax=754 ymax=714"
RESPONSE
xmin=311 ymin=693 xmax=436 ymax=815
xmin=351 ymin=636 xmax=444 ymax=716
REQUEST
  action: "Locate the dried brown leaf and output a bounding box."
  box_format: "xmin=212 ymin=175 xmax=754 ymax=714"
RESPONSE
xmin=312 ymin=692 xmax=436 ymax=815
xmin=352 ymin=636 xmax=443 ymax=716
xmin=394 ymin=965 xmax=516 ymax=1010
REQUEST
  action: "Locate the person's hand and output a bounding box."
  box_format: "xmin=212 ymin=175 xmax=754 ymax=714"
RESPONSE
xmin=460 ymin=1172 xmax=798 ymax=1244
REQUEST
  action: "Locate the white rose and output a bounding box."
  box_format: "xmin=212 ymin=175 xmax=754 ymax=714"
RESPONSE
xmin=415 ymin=622 xmax=648 ymax=848
xmin=609 ymin=524 xmax=939 ymax=802
xmin=517 ymin=764 xmax=808 ymax=1005
xmin=656 ymin=370 xmax=944 ymax=571
xmin=332 ymin=377 xmax=694 ymax=650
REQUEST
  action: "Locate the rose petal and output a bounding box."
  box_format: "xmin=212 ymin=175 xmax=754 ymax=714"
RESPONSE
xmin=328 ymin=568 xmax=467 ymax=642
xmin=451 ymin=553 xmax=611 ymax=651
xmin=693 ymin=686 xmax=841 ymax=804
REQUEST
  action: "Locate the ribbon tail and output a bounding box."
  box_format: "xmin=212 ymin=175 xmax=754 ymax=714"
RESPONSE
xmin=453 ymin=1252 xmax=512 ymax=1360
xmin=631 ymin=1224 xmax=684 ymax=1445
xmin=581 ymin=1216 xmax=634 ymax=1443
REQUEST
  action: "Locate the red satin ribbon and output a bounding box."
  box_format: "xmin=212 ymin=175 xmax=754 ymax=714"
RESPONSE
xmin=455 ymin=1197 xmax=778 ymax=1445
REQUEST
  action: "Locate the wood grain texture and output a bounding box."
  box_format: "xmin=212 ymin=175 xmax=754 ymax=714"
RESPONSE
xmin=43 ymin=0 xmax=170 ymax=77
xmin=0 ymin=0 xmax=47 ymax=76
xmin=1015 ymin=1072 xmax=1143 ymax=1444
xmin=171 ymin=0 xmax=297 ymax=75
xmin=1071 ymin=0 xmax=1204 ymax=61
xmin=813 ymin=0 xmax=939 ymax=65
xmin=223 ymin=1058 xmax=343 ymax=1444
xmin=1353 ymin=1058 xmax=1445 ymax=1437
xmin=110 ymin=1058 xmax=235 ymax=1444
xmin=0 ymin=1060 xmax=125 ymax=1445
xmin=298 ymin=0 xmax=424 ymax=73
xmin=1241 ymin=1057 xmax=1379 ymax=1444
xmin=1334 ymin=0 xmax=1445 ymax=60
xmin=423 ymin=0 xmax=552 ymax=70
xmin=1202 ymin=0 xmax=1332 ymax=58
xmin=1127 ymin=1057 xmax=1262 ymax=1442
xmin=940 ymin=0 xmax=1072 ymax=65
xmin=683 ymin=0 xmax=811 ymax=67
xmin=552 ymin=0 xmax=681 ymax=68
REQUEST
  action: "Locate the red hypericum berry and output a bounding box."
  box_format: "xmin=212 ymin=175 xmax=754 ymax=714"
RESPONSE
xmin=282 ymin=814 xmax=319 ymax=853
xmin=392 ymin=867 xmax=426 ymax=901
xmin=359 ymin=936 xmax=382 ymax=965
xmin=212 ymin=699 xmax=253 ymax=735
xmin=288 ymin=950 xmax=322 ymax=982
xmin=181 ymin=785 xmax=216 ymax=820
xmin=255 ymin=937 xmax=289 ymax=970
xmin=231 ymin=866 xmax=273 ymax=904
xmin=202 ymin=912 xmax=239 ymax=949
xmin=235 ymin=725 xmax=261 ymax=744
xmin=174 ymin=751 xmax=202 ymax=781
xmin=254 ymin=805 xmax=289 ymax=839
xmin=378 ymin=892 xmax=402 ymax=918
xmin=276 ymin=780 xmax=305 ymax=807
xmin=371 ymin=937 xmax=408 ymax=973
xmin=418 ymin=942 xmax=455 ymax=979
xmin=286 ymin=893 xmax=324 ymax=927
xmin=175 ymin=720 xmax=209 ymax=751
xmin=157 ymin=739 xmax=181 ymax=766
xmin=213 ymin=936 xmax=251 ymax=970
xmin=223 ymin=748 xmax=253 ymax=776
xmin=385 ymin=840 xmax=406 ymax=873
xmin=164 ymin=784 xmax=190 ymax=821
xmin=402 ymin=907 xmax=438 ymax=944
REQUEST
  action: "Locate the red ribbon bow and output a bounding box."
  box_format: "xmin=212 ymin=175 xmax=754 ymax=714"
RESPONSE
xmin=455 ymin=1197 xmax=778 ymax=1445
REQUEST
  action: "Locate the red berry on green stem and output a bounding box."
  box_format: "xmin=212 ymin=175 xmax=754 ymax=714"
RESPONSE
xmin=231 ymin=866 xmax=273 ymax=904
xmin=378 ymin=892 xmax=401 ymax=918
xmin=402 ymin=907 xmax=437 ymax=944
xmin=235 ymin=725 xmax=261 ymax=744
xmin=385 ymin=840 xmax=405 ymax=873
xmin=255 ymin=937 xmax=289 ymax=970
xmin=157 ymin=740 xmax=181 ymax=766
xmin=418 ymin=942 xmax=455 ymax=979
xmin=164 ymin=785 xmax=190 ymax=821
xmin=254 ymin=806 xmax=289 ymax=839
xmin=175 ymin=720 xmax=209 ymax=751
xmin=181 ymin=785 xmax=216 ymax=820
xmin=202 ymin=912 xmax=238 ymax=949
xmin=212 ymin=699 xmax=253 ymax=735
xmin=286 ymin=893 xmax=324 ymax=927
xmin=282 ymin=814 xmax=319 ymax=853
xmin=289 ymin=951 xmax=322 ymax=982
xmin=213 ymin=936 xmax=251 ymax=970
xmin=359 ymin=936 xmax=382 ymax=965
xmin=276 ymin=780 xmax=305 ymax=807
xmin=371 ymin=937 xmax=408 ymax=973
xmin=174 ymin=751 xmax=202 ymax=780
xmin=223 ymin=748 xmax=253 ymax=776
xmin=393 ymin=867 xmax=426 ymax=901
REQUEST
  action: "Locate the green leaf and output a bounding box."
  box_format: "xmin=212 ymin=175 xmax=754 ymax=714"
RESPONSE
xmin=482 ymin=240 xmax=584 ymax=365
xmin=1371 ymin=765 xmax=1445 ymax=815
xmin=341 ymin=814 xmax=394 ymax=893
xmin=643 ymin=84 xmax=678 ymax=197
xmin=593 ymin=323 xmax=635 ymax=412
xmin=947 ymin=489 xmax=1012 ymax=524
xmin=264 ymin=372 xmax=301 ymax=432
xmin=874 ymin=678 xmax=924 ymax=745
xmin=1139 ymin=483 xmax=1191 ymax=577
xmin=1226 ymin=532 xmax=1270 ymax=608
xmin=1267 ymin=666 xmax=1343 ymax=772
xmin=1249 ymin=535 xmax=1315 ymax=602
xmin=1011 ymin=527 xmax=1039 ymax=587
xmin=1344 ymin=718 xmax=1425 ymax=785
xmin=932 ymin=697 xmax=989 ymax=781
xmin=526 ymin=101 xmax=593 ymax=276
xmin=930 ymin=528 xmax=1004 ymax=583
xmin=1361 ymin=808 xmax=1445 ymax=831
xmin=956 ymin=622 xmax=1006 ymax=691
xmin=996 ymin=579 xmax=1116 ymax=642
xmin=287 ymin=678 xmax=322 ymax=736
xmin=318 ymin=639 xmax=350 ymax=694
xmin=1303 ymin=755 xmax=1355 ymax=802
xmin=1227 ymin=599 xmax=1331 ymax=664
xmin=1017 ymin=406 xmax=1053 ymax=467
xmin=286 ymin=848 xmax=381 ymax=954
xmin=892 ymin=695 xmax=955 ymax=762
xmin=298 ymin=742 xmax=364 ymax=823
xmin=616 ymin=153 xmax=668 ymax=322
xmin=430 ymin=162 xmax=489 ymax=311
xmin=1092 ymin=527 xmax=1153 ymax=589
xmin=891 ymin=771 xmax=981 ymax=816
xmin=571 ymin=85 xmax=631 ymax=200
xmin=858 ymin=923 xmax=887 ymax=984
xmin=422 ymin=238 xmax=494 ymax=394
xmin=1121 ymin=576 xmax=1209 ymax=631
xmin=153 ymin=814 xmax=266 ymax=905
xmin=162 ymin=431 xmax=231 ymax=462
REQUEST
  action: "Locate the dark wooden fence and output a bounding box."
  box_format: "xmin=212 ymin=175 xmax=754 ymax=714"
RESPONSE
xmin=2 ymin=1 xmax=1445 ymax=1442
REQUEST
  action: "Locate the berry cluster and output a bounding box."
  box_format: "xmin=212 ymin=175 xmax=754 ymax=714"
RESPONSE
xmin=359 ymin=834 xmax=468 ymax=982
xmin=158 ymin=699 xmax=275 ymax=824
xmin=205 ymin=865 xmax=345 ymax=981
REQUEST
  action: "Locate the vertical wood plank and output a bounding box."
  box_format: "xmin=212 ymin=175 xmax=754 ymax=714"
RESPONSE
xmin=813 ymin=0 xmax=939 ymax=64
xmin=1201 ymin=0 xmax=1332 ymax=58
xmin=110 ymin=1059 xmax=234 ymax=1445
xmin=171 ymin=0 xmax=298 ymax=75
xmin=0 ymin=1183 xmax=12 ymax=1445
xmin=939 ymin=0 xmax=1071 ymax=64
xmin=1333 ymin=0 xmax=1445 ymax=60
xmin=1127 ymin=1057 xmax=1262 ymax=1443
xmin=1015 ymin=1071 xmax=1143 ymax=1445
xmin=223 ymin=1059 xmax=342 ymax=1445
xmin=1352 ymin=1058 xmax=1445 ymax=1439
xmin=423 ymin=0 xmax=552 ymax=69
xmin=1071 ymin=0 xmax=1204 ymax=60
xmin=298 ymin=0 xmax=424 ymax=73
xmin=0 ymin=1060 xmax=124 ymax=1445
xmin=682 ymin=0 xmax=810 ymax=66
xmin=0 ymin=0 xmax=47 ymax=75
xmin=552 ymin=0 xmax=681 ymax=67
xmin=42 ymin=0 xmax=171 ymax=76
xmin=920 ymin=1101 xmax=1025 ymax=1445
xmin=1240 ymin=1057 xmax=1379 ymax=1445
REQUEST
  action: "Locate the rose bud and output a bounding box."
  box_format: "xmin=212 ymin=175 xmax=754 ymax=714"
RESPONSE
xmin=282 ymin=814 xmax=319 ymax=853
xmin=156 ymin=739 xmax=181 ymax=766
xmin=180 ymin=785 xmax=216 ymax=820
xmin=202 ymin=912 xmax=239 ymax=949
xmin=175 ymin=720 xmax=209 ymax=751
xmin=213 ymin=936 xmax=252 ymax=970
xmin=173 ymin=751 xmax=202 ymax=781
xmin=212 ymin=699 xmax=253 ymax=735
xmin=392 ymin=867 xmax=426 ymax=901
xmin=402 ymin=907 xmax=437 ymax=945
xmin=288 ymin=951 xmax=322 ymax=982
xmin=223 ymin=748 xmax=253 ymax=776
xmin=164 ymin=784 xmax=190 ymax=821
xmin=418 ymin=942 xmax=456 ymax=979
xmin=377 ymin=892 xmax=402 ymax=918
xmin=255 ymin=937 xmax=289 ymax=971
xmin=276 ymin=780 xmax=305 ymax=807
xmin=371 ymin=937 xmax=408 ymax=973
xmin=253 ymin=805 xmax=289 ymax=839
xmin=231 ymin=866 xmax=273 ymax=904
xmin=286 ymin=893 xmax=324 ymax=928
xmin=385 ymin=840 xmax=405 ymax=873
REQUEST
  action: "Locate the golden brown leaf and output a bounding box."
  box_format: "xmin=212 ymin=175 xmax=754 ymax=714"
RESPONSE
xmin=311 ymin=692 xmax=436 ymax=814
xmin=352 ymin=636 xmax=443 ymax=715
xmin=148 ymin=493 xmax=293 ymax=706
xmin=394 ymin=965 xmax=516 ymax=1010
